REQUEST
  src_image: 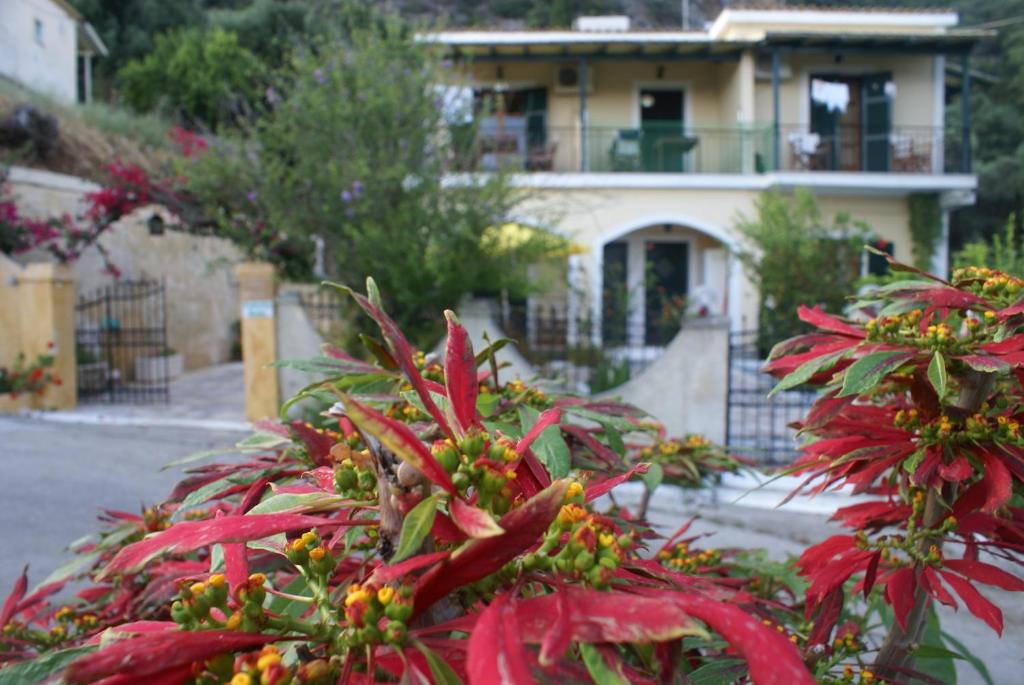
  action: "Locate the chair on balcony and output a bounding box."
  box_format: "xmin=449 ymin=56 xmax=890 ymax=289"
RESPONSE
xmin=787 ymin=132 xmax=825 ymax=170
xmin=609 ymin=129 xmax=642 ymax=171
xmin=890 ymin=135 xmax=931 ymax=173
xmin=526 ymin=142 xmax=558 ymax=171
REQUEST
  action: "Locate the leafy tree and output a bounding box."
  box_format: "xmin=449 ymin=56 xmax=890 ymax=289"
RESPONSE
xmin=69 ymin=0 xmax=206 ymax=95
xmin=118 ymin=27 xmax=266 ymax=129
xmin=954 ymin=213 xmax=1024 ymax=276
xmin=181 ymin=6 xmax=562 ymax=343
xmin=735 ymin=188 xmax=869 ymax=352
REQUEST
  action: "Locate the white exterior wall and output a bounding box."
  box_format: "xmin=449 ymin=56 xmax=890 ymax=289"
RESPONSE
xmin=0 ymin=0 xmax=79 ymax=102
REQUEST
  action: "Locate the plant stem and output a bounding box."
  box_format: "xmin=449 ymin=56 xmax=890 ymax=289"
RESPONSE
xmin=873 ymin=369 xmax=993 ymax=676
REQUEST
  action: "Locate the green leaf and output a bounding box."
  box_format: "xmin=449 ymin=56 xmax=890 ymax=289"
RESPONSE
xmin=236 ymin=432 xmax=291 ymax=450
xmin=0 ymin=645 xmax=97 ymax=685
xmin=36 ymin=550 xmax=102 ymax=588
xmin=246 ymin=492 xmax=348 ymax=515
xmin=928 ymin=350 xmax=948 ymax=398
xmin=916 ymin=606 xmax=957 ymax=685
xmin=366 ymin=277 xmax=383 ymax=309
xmin=518 ymin=406 xmax=571 ymax=479
xmin=838 ymin=351 xmax=913 ymax=398
xmin=174 ymin=469 xmax=273 ymax=517
xmin=940 ymin=629 xmax=995 ymax=685
xmin=391 ymin=493 xmax=442 ymax=563
xmin=413 ymin=640 xmax=464 ymax=685
xmin=580 ymin=643 xmax=628 ymax=685
xmin=563 ymin=405 xmax=638 ymax=432
xmin=474 ymin=338 xmax=515 ymax=367
xmin=640 ymin=462 xmax=664 ymax=492
xmin=769 ymin=349 xmax=847 ymax=397
xmin=601 ymin=421 xmax=625 ymax=458
xmin=476 ymin=392 xmax=500 ymax=418
xmin=686 ymin=659 xmax=747 ymax=685
xmin=266 ymin=574 xmax=313 ymax=620
xmin=161 ymin=447 xmax=241 ymax=471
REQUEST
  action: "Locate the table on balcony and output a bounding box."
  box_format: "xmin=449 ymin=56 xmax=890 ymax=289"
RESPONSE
xmin=653 ymin=135 xmax=699 ymax=172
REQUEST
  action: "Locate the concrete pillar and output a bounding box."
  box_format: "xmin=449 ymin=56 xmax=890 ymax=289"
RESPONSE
xmin=737 ymin=50 xmax=756 ymax=174
xmin=18 ymin=263 xmax=77 ymax=409
xmin=236 ymin=262 xmax=280 ymax=421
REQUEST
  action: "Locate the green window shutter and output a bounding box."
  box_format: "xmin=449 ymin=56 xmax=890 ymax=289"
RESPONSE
xmin=862 ymin=74 xmax=892 ymax=172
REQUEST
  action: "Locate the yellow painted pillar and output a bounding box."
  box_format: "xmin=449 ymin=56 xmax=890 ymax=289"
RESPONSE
xmin=236 ymin=261 xmax=280 ymax=421
xmin=18 ymin=263 xmax=77 ymax=409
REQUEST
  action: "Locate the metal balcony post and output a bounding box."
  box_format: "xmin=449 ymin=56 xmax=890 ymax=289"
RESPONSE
xmin=579 ymin=58 xmax=588 ymax=172
xmin=771 ymin=50 xmax=780 ymax=171
xmin=961 ymin=51 xmax=972 ymax=173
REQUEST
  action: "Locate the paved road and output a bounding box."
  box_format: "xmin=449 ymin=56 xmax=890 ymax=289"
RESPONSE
xmin=1 ymin=416 xmax=1020 ymax=684
xmin=0 ymin=415 xmax=247 ymax=593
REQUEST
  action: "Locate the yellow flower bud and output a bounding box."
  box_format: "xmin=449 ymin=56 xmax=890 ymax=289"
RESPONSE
xmin=377 ymin=586 xmax=395 ymax=605
xmin=248 ymin=573 xmax=266 ymax=586
xmin=309 ymin=546 xmax=327 ymax=562
xmin=231 ymin=674 xmax=253 ymax=685
xmin=301 ymin=531 xmax=318 ymax=546
xmin=208 ymin=574 xmax=226 ymax=588
xmin=189 ymin=582 xmax=206 ymax=597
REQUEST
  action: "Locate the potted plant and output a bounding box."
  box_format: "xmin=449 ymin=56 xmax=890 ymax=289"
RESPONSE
xmin=0 ymin=347 xmax=61 ymax=412
xmin=134 ymin=347 xmax=184 ymax=383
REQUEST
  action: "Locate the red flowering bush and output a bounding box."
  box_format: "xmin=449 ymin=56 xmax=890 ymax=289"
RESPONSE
xmin=0 ymin=347 xmax=61 ymax=398
xmin=1 ymin=260 xmax=1020 ymax=685
xmin=765 ymin=257 xmax=1024 ymax=680
xmin=0 ymin=280 xmax=815 ymax=685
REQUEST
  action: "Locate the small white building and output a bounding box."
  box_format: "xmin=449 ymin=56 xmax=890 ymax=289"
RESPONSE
xmin=0 ymin=0 xmax=108 ymax=103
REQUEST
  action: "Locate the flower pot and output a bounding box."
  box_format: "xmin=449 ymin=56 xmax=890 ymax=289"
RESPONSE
xmin=134 ymin=353 xmax=184 ymax=383
xmin=0 ymin=392 xmax=42 ymax=413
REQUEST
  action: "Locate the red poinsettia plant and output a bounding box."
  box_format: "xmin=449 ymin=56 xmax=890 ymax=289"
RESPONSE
xmin=765 ymin=257 xmax=1024 ymax=681
xmin=0 ymin=279 xmax=812 ymax=685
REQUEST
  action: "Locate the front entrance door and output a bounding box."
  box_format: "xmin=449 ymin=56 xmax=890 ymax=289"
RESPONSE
xmin=644 ymin=242 xmax=688 ymax=345
xmin=639 ymin=88 xmax=685 ymax=171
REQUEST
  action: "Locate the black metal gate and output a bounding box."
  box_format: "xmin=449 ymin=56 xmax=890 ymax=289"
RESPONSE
xmin=75 ymin=279 xmax=169 ymax=403
xmin=726 ymin=330 xmax=816 ymax=465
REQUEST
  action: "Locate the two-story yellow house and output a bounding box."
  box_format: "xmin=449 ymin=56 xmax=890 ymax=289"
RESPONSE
xmin=427 ymin=6 xmax=982 ymax=347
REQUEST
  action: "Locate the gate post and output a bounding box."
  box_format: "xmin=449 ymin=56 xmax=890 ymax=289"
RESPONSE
xmin=19 ymin=263 xmax=77 ymax=409
xmin=236 ymin=262 xmax=280 ymax=421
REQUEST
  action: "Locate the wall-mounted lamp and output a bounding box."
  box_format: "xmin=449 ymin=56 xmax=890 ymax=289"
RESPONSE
xmin=496 ymin=65 xmax=504 ymax=80
xmin=147 ymin=213 xmax=165 ymax=236
xmin=656 ymin=65 xmax=665 ymax=80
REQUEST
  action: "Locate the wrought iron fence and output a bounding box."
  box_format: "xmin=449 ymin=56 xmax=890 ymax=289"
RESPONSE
xmin=726 ymin=329 xmax=817 ymax=465
xmin=75 ymin=279 xmax=169 ymax=404
xmin=499 ymin=303 xmax=681 ymax=394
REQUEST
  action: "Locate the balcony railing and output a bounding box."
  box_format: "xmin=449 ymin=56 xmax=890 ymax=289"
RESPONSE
xmin=449 ymin=123 xmax=961 ymax=175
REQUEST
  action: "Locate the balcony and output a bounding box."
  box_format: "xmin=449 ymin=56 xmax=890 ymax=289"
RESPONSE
xmin=450 ymin=123 xmax=963 ymax=176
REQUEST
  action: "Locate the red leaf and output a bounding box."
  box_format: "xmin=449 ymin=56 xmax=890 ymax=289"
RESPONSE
xmin=979 ymin=451 xmax=1013 ymax=513
xmin=943 ymin=559 xmax=1024 ymax=591
xmin=671 ymin=594 xmax=816 ymax=685
xmin=939 ymin=455 xmax=973 ymax=482
xmin=450 ymin=497 xmax=504 ymax=539
xmin=342 ymin=394 xmax=456 ymax=495
xmin=515 ymin=588 xmax=706 ymax=645
xmin=807 ymin=587 xmax=844 ymax=646
xmin=885 ymin=568 xmax=917 ymax=631
xmin=104 ymin=514 xmax=361 ymax=576
xmin=92 ymin=664 xmax=193 ymax=685
xmin=941 ymin=570 xmax=1004 ymax=635
xmin=863 ymin=552 xmax=881 ymax=598
xmin=922 ymin=567 xmax=957 ymax=609
xmin=65 ymin=631 xmax=284 ymax=683
xmin=368 ymin=551 xmax=450 ymax=585
xmin=0 ymin=566 xmax=28 ymax=627
xmin=344 ymin=286 xmax=456 ymax=441
xmin=538 ymin=591 xmax=572 ymax=666
xmin=908 ymin=287 xmax=990 ymax=310
xmin=560 ymin=425 xmax=623 ymax=467
xmin=414 ymin=481 xmax=568 ymax=616
xmin=585 ymin=463 xmax=650 ymax=502
xmin=797 ymin=305 xmax=865 ymax=338
xmin=515 ymin=408 xmax=562 ymax=456
xmin=957 ymin=355 xmax=1011 ymax=373
xmin=289 ymin=421 xmax=334 ymax=466
xmin=468 ymin=593 xmax=534 ymax=685
xmin=444 ymin=311 xmax=479 ymax=435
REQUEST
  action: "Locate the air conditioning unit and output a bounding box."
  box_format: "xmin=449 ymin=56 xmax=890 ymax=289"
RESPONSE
xmin=554 ymin=64 xmax=595 ymax=94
